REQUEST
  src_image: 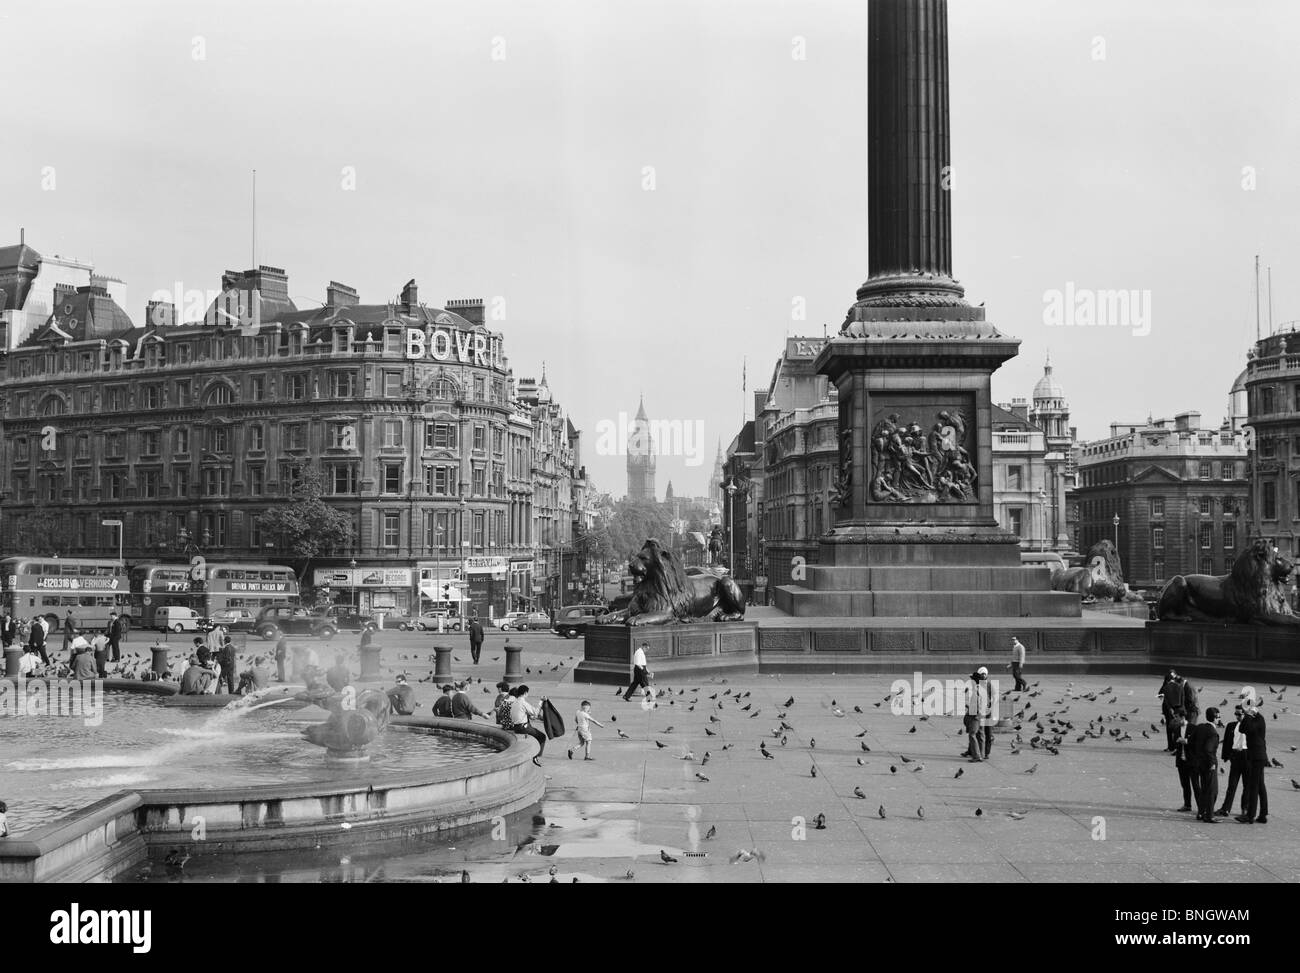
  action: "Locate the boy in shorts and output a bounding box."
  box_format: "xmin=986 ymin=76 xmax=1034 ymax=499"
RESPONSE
xmin=568 ymin=700 xmax=604 ymax=761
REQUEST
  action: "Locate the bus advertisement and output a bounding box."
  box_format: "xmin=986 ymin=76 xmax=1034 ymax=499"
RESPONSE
xmin=0 ymin=557 xmax=131 ymax=633
xmin=128 ymin=561 xmax=300 ymax=627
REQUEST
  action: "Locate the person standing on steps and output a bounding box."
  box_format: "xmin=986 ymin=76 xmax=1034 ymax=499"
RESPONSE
xmin=469 ymin=614 xmax=485 ymax=666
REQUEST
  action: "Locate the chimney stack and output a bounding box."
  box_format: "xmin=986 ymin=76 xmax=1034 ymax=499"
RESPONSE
xmin=400 ymin=279 xmax=418 ymax=311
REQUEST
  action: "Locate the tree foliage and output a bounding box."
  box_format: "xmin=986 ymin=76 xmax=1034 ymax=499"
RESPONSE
xmin=257 ymin=465 xmax=355 ymax=585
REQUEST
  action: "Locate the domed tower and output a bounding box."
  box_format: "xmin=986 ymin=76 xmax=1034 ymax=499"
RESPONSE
xmin=627 ymin=396 xmax=656 ymax=501
xmin=1030 ymin=353 xmax=1072 ymax=550
xmin=1030 ymin=352 xmax=1070 ymax=451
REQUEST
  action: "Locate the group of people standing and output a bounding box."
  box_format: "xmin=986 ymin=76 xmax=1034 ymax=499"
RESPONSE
xmin=1 ymin=608 xmax=125 ymax=677
xmin=1162 ymin=670 xmax=1272 ymax=825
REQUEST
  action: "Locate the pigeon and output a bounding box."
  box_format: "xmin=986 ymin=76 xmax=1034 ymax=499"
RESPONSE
xmin=659 ymin=850 xmax=677 ymax=864
xmin=877 ymin=805 xmax=886 ymax=819
xmin=704 ymin=825 xmax=717 ymax=839
xmin=853 ymin=786 xmax=866 ymax=799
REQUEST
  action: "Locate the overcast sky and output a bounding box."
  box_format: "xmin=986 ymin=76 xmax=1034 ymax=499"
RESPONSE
xmin=3 ymin=0 xmax=1297 ymax=499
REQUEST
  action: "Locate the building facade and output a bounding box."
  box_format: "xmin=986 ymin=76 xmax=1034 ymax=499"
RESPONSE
xmin=0 ymin=265 xmax=555 ymax=619
xmin=1072 ymin=412 xmax=1248 ymax=588
xmin=1242 ymin=330 xmax=1300 ymax=557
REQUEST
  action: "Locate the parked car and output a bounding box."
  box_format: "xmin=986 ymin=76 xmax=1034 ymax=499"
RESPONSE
xmin=154 ymin=605 xmax=209 ymax=634
xmin=553 ymin=604 xmax=610 ymax=639
xmin=416 ymin=610 xmax=464 ymax=632
xmin=501 ymin=611 xmax=551 ymax=632
xmin=254 ymin=605 xmax=343 ymax=640
xmin=494 ymin=612 xmax=526 ymax=631
xmin=207 ymin=607 xmax=258 ymax=632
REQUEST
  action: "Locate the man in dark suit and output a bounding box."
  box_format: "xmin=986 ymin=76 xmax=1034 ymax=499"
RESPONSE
xmin=1216 ymin=704 xmax=1248 ymax=817
xmin=1157 ymin=670 xmax=1180 ymax=751
xmin=1188 ymin=707 xmax=1220 ymax=823
xmin=1236 ymin=691 xmax=1270 ymax=824
xmin=468 ymin=615 xmax=485 ymax=665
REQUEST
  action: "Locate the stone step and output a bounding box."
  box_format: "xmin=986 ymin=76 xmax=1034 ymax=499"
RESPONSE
xmin=773 ymin=585 xmax=1081 ymax=618
xmin=805 ymin=564 xmax=1053 ymax=592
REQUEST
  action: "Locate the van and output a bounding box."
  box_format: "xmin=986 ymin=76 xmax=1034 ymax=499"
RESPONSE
xmin=155 ymin=605 xmax=207 ymax=633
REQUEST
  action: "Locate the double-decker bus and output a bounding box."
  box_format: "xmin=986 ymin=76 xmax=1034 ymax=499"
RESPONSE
xmin=0 ymin=557 xmax=131 ymax=633
xmin=128 ymin=561 xmax=299 ymax=627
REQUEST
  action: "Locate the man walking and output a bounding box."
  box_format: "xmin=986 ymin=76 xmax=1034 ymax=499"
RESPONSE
xmin=1216 ymin=704 xmax=1248 ymax=817
xmin=623 ymin=642 xmax=653 ymax=702
xmin=1237 ymin=690 xmax=1270 ymax=825
xmin=106 ymin=611 xmax=124 ymax=664
xmin=468 ymin=614 xmax=484 ymax=666
xmin=1007 ymin=637 xmax=1027 ymax=693
xmin=1188 ymin=707 xmax=1220 ymax=823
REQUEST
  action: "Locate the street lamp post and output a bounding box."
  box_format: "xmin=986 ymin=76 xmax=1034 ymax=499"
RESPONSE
xmin=726 ymin=478 xmax=738 ymax=574
xmin=101 ymin=519 xmax=123 ymax=566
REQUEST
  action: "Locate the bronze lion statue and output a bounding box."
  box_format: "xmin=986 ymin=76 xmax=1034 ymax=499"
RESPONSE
xmin=1156 ymin=538 xmax=1300 ymax=626
xmin=1051 ymin=539 xmax=1145 ymax=602
xmin=597 ymin=539 xmax=746 ymax=626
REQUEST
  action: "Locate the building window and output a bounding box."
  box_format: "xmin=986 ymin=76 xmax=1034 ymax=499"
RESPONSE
xmin=175 ymin=428 xmax=190 ymax=454
xmin=209 ymin=426 xmax=230 ymax=453
xmin=140 ymin=471 xmax=159 ymax=499
xmin=331 ymin=371 xmax=357 ymax=397
xmin=250 ymin=375 xmax=265 ymax=402
xmin=1006 ymin=466 xmax=1022 ymax=491
xmin=427 ymin=422 xmax=457 ymax=450
xmin=383 ymin=463 xmax=402 ymax=494
xmin=383 ymin=372 xmax=402 ymax=397
xmin=1152 ymin=526 xmax=1165 ymax=551
xmin=203 ymin=468 xmax=230 ymax=497
xmin=284 ymin=424 xmax=307 ymax=450
xmin=1224 ymin=523 xmax=1236 ymax=549
xmin=330 ymin=464 xmax=357 ymax=495
xmin=1198 ymin=496 xmax=1211 ymax=516
xmin=249 ymin=425 xmax=265 ymax=451
xmin=383 ymin=420 xmax=402 ymax=448
xmin=141 ymin=430 xmax=161 ymax=456
xmin=286 ymin=374 xmax=307 ymax=400
xmin=1199 ymin=462 xmax=1211 ymax=480
xmin=1199 ymin=523 xmax=1212 ymax=549
xmin=473 ymin=425 xmax=486 ymax=452
xmin=1150 ymin=497 xmax=1164 ymax=517
xmin=382 ymin=512 xmax=400 ymax=548
xmin=249 ymin=466 xmax=264 ymax=496
xmin=1263 ymin=480 xmax=1277 ymax=520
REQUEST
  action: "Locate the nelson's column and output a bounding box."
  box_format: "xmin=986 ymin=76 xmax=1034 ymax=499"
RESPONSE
xmin=775 ymin=0 xmax=1079 ymax=619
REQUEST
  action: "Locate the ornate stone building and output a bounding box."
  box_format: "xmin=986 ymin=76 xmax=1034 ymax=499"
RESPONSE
xmin=0 ymin=265 xmax=541 ymax=618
